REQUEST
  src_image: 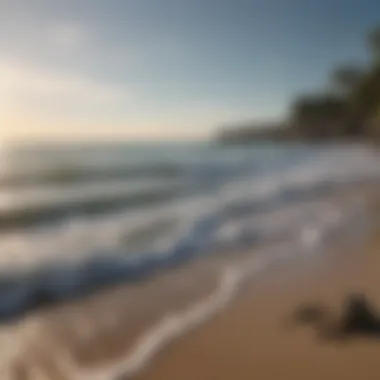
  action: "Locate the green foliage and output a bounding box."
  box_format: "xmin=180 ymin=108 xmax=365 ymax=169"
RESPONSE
xmin=368 ymin=27 xmax=380 ymax=61
xmin=330 ymin=66 xmax=364 ymax=95
xmin=292 ymin=26 xmax=380 ymax=141
xmin=292 ymin=95 xmax=347 ymax=138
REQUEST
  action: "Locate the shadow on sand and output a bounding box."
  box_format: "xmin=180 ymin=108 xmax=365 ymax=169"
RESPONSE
xmin=291 ymin=294 xmax=380 ymax=341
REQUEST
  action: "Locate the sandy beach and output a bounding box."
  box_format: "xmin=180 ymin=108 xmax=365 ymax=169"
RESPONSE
xmin=0 ymin=186 xmax=379 ymax=379
xmin=136 ymin=227 xmax=380 ymax=380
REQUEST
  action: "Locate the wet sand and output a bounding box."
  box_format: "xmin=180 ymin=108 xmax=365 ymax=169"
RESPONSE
xmin=136 ymin=229 xmax=380 ymax=380
xmin=1 ymin=185 xmax=379 ymax=379
xmin=2 ymin=252 xmax=244 ymax=379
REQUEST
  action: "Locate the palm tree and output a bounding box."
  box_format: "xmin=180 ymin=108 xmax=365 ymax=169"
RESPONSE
xmin=368 ymin=27 xmax=380 ymax=62
xmin=330 ymin=66 xmax=364 ymax=95
xmin=291 ymin=94 xmax=346 ymax=138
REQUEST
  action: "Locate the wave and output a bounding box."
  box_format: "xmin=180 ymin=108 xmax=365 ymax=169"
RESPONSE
xmin=0 ymin=145 xmax=377 ymax=318
xmin=0 ymin=195 xmax=373 ymax=379
xmin=0 ymin=163 xmax=183 ymax=189
xmin=0 ymin=144 xmax=377 ymax=379
xmin=0 ymin=182 xmax=187 ymax=230
xmin=34 ymin=215 xmax=370 ymax=380
xmin=0 ymin=179 xmax=372 ymax=322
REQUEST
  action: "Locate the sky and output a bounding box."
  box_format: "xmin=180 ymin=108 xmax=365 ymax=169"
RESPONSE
xmin=0 ymin=0 xmax=379 ymax=142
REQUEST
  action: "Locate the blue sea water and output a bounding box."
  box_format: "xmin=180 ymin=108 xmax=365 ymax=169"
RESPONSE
xmin=0 ymin=141 xmax=378 ymax=319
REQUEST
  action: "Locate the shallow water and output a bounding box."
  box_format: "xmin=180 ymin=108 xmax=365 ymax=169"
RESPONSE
xmin=0 ymin=141 xmax=379 ymax=378
xmin=0 ymin=142 xmax=379 ymax=320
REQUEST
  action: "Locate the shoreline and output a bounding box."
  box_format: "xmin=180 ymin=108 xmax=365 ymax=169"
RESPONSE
xmin=0 ymin=185 xmax=378 ymax=379
xmin=136 ymin=227 xmax=380 ymax=380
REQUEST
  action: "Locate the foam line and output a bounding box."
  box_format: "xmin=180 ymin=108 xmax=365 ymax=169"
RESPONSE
xmin=48 ymin=256 xmax=271 ymax=380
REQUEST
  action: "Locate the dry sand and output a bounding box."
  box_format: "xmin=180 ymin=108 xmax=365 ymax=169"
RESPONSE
xmin=136 ymin=230 xmax=380 ymax=380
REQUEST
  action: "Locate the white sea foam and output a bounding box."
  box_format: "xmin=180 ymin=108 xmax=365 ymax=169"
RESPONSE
xmin=44 ymin=256 xmax=271 ymax=380
xmin=1 ymin=145 xmax=379 ymax=275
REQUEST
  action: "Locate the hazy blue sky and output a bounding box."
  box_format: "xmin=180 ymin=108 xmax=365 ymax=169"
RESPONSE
xmin=1 ymin=0 xmax=379 ymax=141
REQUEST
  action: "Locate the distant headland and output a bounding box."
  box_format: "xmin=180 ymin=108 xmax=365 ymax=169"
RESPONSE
xmin=216 ymin=27 xmax=380 ymax=144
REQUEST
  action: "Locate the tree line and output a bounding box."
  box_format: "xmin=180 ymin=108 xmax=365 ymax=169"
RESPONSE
xmin=291 ymin=27 xmax=380 ymax=141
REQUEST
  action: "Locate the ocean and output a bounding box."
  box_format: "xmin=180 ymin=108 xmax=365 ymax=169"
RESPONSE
xmin=0 ymin=141 xmax=380 ymax=378
xmin=0 ymin=142 xmax=379 ymax=319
